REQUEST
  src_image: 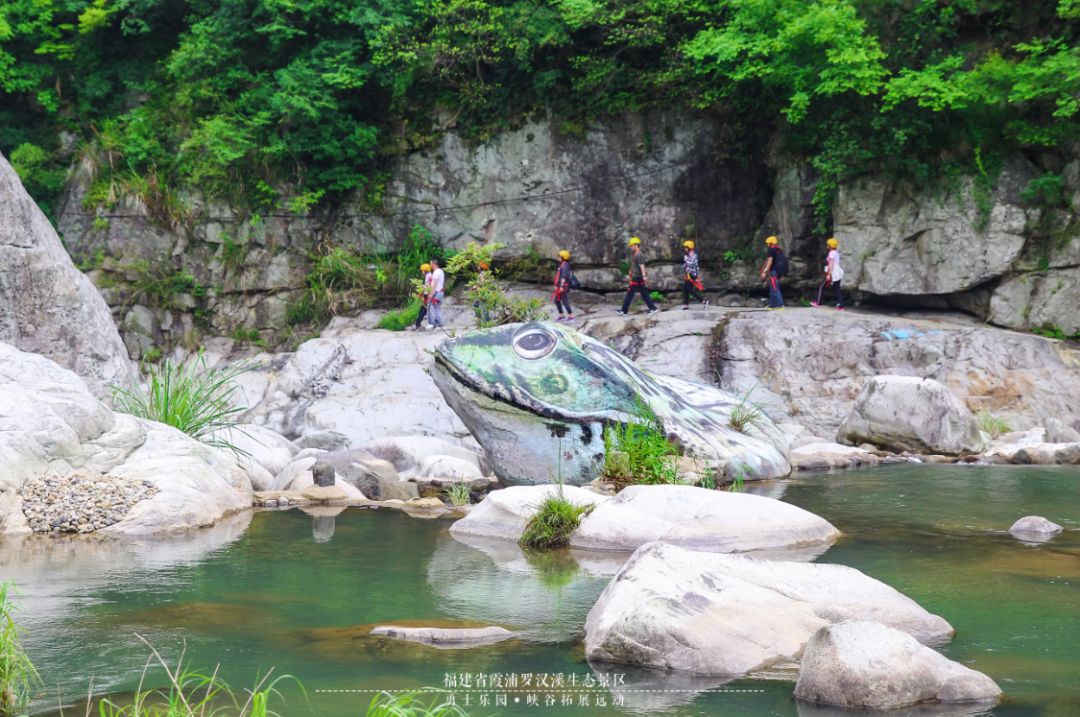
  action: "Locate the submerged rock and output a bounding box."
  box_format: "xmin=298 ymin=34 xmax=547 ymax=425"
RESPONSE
xmin=449 ymin=485 xmax=608 ymax=542
xmin=432 ymin=321 xmax=791 ymax=486
xmin=569 ymin=484 xmax=839 ymax=554
xmin=794 ymin=621 xmax=1001 ymax=710
xmin=839 ymin=376 xmax=984 ymax=455
xmin=584 ymin=542 xmax=953 ymax=677
xmin=370 ymin=625 xmax=515 ymax=648
xmin=1009 ymin=515 xmax=1064 ymax=538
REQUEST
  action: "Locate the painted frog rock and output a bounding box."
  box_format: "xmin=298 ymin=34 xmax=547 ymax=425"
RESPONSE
xmin=431 ymin=322 xmax=790 ymax=486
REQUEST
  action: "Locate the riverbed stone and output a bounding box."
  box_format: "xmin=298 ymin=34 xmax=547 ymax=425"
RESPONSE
xmin=790 ymin=442 xmax=883 ymax=471
xmin=794 ymin=621 xmax=1001 ymax=710
xmin=0 ymin=152 xmax=132 ymax=396
xmin=416 ymin=454 xmax=484 ymax=483
xmin=584 ymin=542 xmax=954 ymax=677
xmin=569 ymin=484 xmax=839 ymax=554
xmin=312 ymin=460 xmax=335 ymax=487
xmin=839 ymin=376 xmax=985 ymax=455
xmin=370 ymin=625 xmax=516 ymax=647
xmin=449 ymin=485 xmax=609 ymax=542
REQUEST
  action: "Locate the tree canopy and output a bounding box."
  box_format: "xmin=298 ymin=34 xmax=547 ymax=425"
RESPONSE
xmin=2 ymin=0 xmax=1078 ymax=222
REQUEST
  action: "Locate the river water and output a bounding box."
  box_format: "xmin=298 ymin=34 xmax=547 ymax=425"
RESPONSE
xmin=3 ymin=465 xmax=1078 ymax=716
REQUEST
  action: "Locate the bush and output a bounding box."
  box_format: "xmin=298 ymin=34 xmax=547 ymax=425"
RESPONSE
xmin=976 ymin=410 xmax=1012 ymax=438
xmin=112 ymin=353 xmax=249 ymax=454
xmin=377 ymin=298 xmax=423 ymax=331
xmin=601 ymin=406 xmax=680 ymax=486
xmin=519 ymin=494 xmax=593 ymax=551
xmin=0 ymin=582 xmax=40 ymax=716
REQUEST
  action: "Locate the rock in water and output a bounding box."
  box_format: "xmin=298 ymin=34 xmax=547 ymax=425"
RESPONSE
xmin=370 ymin=625 xmax=515 ymax=647
xmin=838 ymin=376 xmax=985 ymax=455
xmin=449 ymin=485 xmax=608 ymax=542
xmin=569 ymin=484 xmax=839 ymax=554
xmin=1009 ymin=515 xmax=1064 ymax=537
xmin=0 ymin=152 xmax=131 ymax=397
xmin=431 ymin=322 xmax=790 ymax=486
xmin=794 ymin=621 xmax=1001 ymax=710
xmin=584 ymin=542 xmax=953 ymax=677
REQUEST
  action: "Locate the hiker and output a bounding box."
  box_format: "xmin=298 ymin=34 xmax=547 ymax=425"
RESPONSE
xmin=414 ymin=262 xmax=433 ymax=329
xmin=811 ymin=237 xmax=845 ymax=310
xmin=758 ymin=235 xmax=786 ymax=309
xmin=553 ymin=250 xmax=575 ymax=322
xmin=427 ymin=258 xmax=446 ymax=328
xmin=617 ymin=236 xmax=659 ymax=315
xmin=681 ymin=240 xmax=709 ymax=310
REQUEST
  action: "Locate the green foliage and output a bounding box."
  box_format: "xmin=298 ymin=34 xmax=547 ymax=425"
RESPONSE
xmin=112 ymin=353 xmax=249 ymax=454
xmin=125 ymin=260 xmax=206 ymax=308
xmin=975 ymin=410 xmax=1011 ymax=439
xmin=444 ymin=482 xmax=472 ymax=507
xmin=2 ymin=0 xmax=1079 ymax=229
xmin=1021 ymin=173 xmax=1071 ymax=210
xmin=377 ymin=298 xmax=424 ymax=331
xmin=1032 ymin=324 xmax=1080 ymax=342
xmin=649 ymin=290 xmax=666 ymax=303
xmin=519 ymin=495 xmax=593 ymax=551
xmin=448 ymin=241 xmax=543 ymax=327
xmin=602 ymin=404 xmax=680 ymax=486
xmin=230 ymin=326 xmax=264 ymax=347
xmin=0 ymin=582 xmax=40 ymax=716
xmin=364 ymin=690 xmax=473 ymax=717
xmin=8 ymin=142 xmax=66 ymax=220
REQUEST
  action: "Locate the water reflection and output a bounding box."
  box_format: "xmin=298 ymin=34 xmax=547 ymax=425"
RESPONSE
xmin=588 ymin=663 xmax=735 ymax=715
xmin=301 ymin=505 xmax=345 ymax=543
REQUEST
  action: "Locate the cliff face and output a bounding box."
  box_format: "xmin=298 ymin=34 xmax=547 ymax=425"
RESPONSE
xmin=0 ymin=152 xmax=131 ymax=396
xmin=55 ymin=113 xmax=1080 ymax=355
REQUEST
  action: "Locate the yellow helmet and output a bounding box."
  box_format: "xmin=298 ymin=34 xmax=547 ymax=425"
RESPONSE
xmin=827 ymin=237 xmax=838 ymax=249
xmin=628 ymin=236 xmax=641 ymax=246
xmin=765 ymin=235 xmax=779 ymax=246
xmin=558 ymin=249 xmax=570 ymax=260
xmin=683 ymin=240 xmax=695 ymax=250
xmin=420 ymin=263 xmax=432 ymax=272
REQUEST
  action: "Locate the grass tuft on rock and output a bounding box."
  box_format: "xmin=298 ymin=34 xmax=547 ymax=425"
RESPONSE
xmin=975 ymin=409 xmax=1011 ymax=438
xmin=377 ymin=298 xmax=423 ymax=331
xmin=112 ymin=353 xmax=250 ymax=454
xmin=602 ymin=403 xmax=680 ymax=486
xmin=0 ymin=582 xmax=39 ymax=716
xmin=728 ymin=384 xmax=770 ymax=434
xmin=444 ymin=482 xmax=471 ymax=506
xmin=519 ymin=495 xmax=593 ymax=551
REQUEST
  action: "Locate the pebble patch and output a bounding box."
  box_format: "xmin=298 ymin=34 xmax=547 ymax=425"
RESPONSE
xmin=20 ymin=473 xmax=158 ymax=532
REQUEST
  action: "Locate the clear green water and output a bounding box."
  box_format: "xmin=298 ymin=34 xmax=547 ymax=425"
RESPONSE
xmin=4 ymin=465 xmax=1079 ymax=717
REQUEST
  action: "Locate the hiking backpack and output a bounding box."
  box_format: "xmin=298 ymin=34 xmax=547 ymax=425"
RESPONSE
xmin=774 ymin=249 xmax=790 ymax=278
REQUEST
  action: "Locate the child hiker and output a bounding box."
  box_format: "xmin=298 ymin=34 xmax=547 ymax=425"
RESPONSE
xmin=553 ymin=250 xmax=575 ymax=322
xmin=413 ymin=262 xmax=433 ymax=329
xmin=681 ymin=240 xmax=708 ymax=310
xmin=811 ymin=237 xmax=845 ymax=310
xmin=617 ymin=236 xmax=659 ymax=315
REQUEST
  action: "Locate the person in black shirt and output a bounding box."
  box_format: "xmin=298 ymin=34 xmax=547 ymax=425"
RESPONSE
xmin=553 ymin=250 xmax=575 ymax=322
xmin=617 ymin=236 xmax=659 ymax=315
xmin=759 ymin=235 xmax=785 ymax=309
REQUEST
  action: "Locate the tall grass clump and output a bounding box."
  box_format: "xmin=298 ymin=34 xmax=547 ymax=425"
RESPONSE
xmin=112 ymin=354 xmax=249 ymax=453
xmin=444 ymin=482 xmax=472 ymax=507
xmin=94 ymin=637 xmax=299 ymax=717
xmin=519 ymin=495 xmax=593 ymax=551
xmin=376 ymin=298 xmax=423 ymax=331
xmin=728 ymin=384 xmax=770 ymax=435
xmin=601 ymin=404 xmax=680 ymax=485
xmin=365 ymin=689 xmax=474 ymax=717
xmin=0 ymin=582 xmax=40 ymax=716
xmin=975 ymin=409 xmax=1011 ymax=438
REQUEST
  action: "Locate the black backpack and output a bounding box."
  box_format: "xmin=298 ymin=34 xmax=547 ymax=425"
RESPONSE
xmin=569 ymin=272 xmax=582 ymax=290
xmin=773 ymin=249 xmax=790 ymax=278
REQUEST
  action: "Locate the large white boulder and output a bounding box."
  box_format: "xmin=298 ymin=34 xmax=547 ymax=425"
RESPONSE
xmin=839 ymin=376 xmax=985 ymax=455
xmin=584 ymin=542 xmax=953 ymax=677
xmin=227 ymin=424 xmax=298 ymax=482
xmin=449 ymin=485 xmax=608 ymax=542
xmin=794 ymin=621 xmax=1001 ymax=710
xmin=0 ymin=152 xmax=131 ymax=397
xmin=0 ymin=342 xmax=251 ymax=534
xmin=1009 ymin=515 xmax=1064 ymax=537
xmin=570 ymin=484 xmax=839 ymax=553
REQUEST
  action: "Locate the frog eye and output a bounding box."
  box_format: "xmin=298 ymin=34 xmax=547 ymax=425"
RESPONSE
xmin=512 ymin=325 xmax=557 ymax=360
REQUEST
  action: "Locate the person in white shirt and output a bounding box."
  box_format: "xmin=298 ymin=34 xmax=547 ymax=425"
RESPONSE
xmin=428 ymin=259 xmax=446 ymax=328
xmin=811 ymin=237 xmax=845 ymax=310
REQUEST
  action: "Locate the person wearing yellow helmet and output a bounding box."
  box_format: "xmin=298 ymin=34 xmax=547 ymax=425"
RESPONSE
xmin=759 ymin=235 xmax=786 ymax=309
xmin=413 ymin=262 xmax=435 ymax=329
xmin=681 ymin=240 xmax=708 ymax=311
xmin=617 ymin=236 xmax=659 ymax=316
xmin=811 ymin=237 xmax=845 ymax=310
xmin=552 ymin=250 xmax=576 ymax=322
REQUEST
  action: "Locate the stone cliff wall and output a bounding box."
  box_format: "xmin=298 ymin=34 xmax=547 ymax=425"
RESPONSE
xmin=55 ymin=113 xmax=1080 ymax=356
